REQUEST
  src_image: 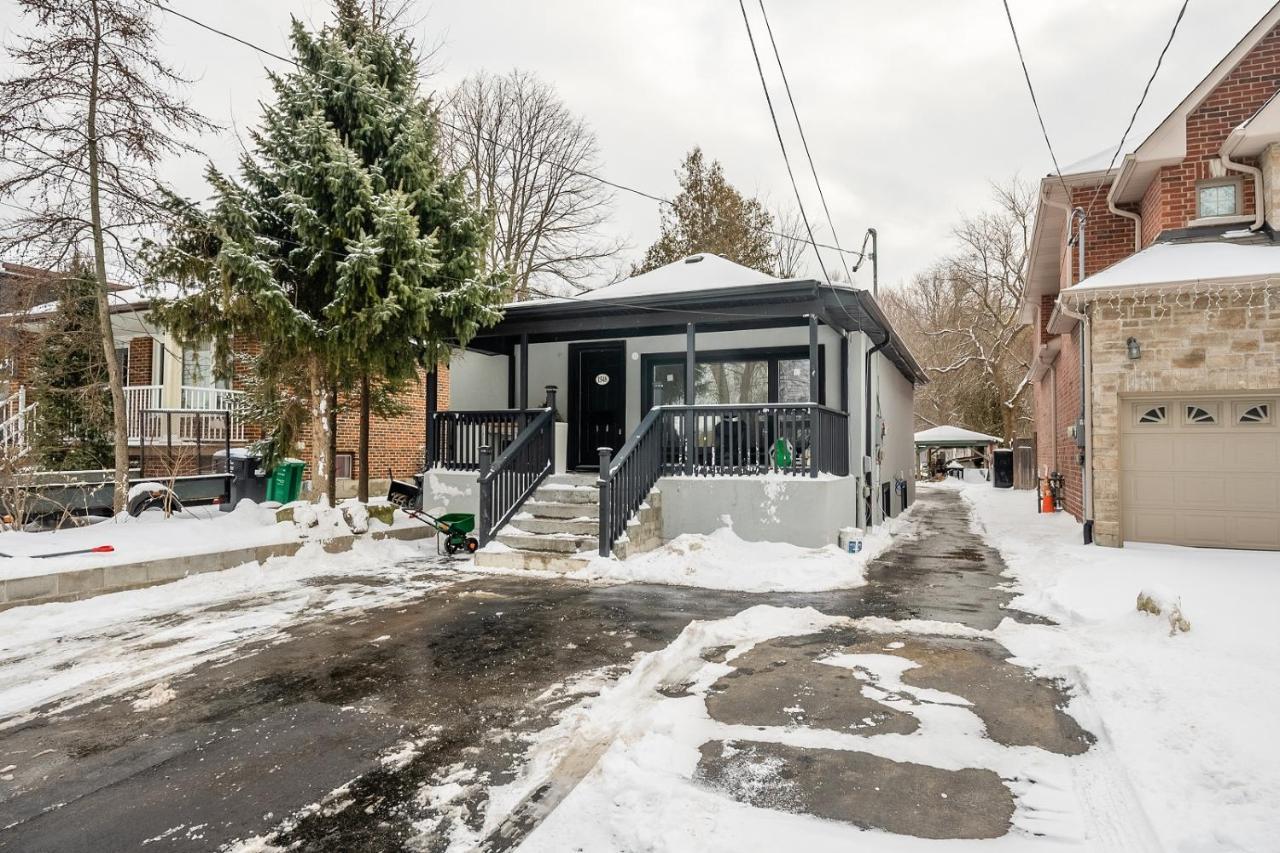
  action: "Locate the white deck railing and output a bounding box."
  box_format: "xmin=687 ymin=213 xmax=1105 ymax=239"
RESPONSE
xmin=126 ymin=385 xmax=246 ymax=443
xmin=0 ymin=387 xmax=37 ymax=460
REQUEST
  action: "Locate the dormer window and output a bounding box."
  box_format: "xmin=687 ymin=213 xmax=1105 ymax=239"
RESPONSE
xmin=1196 ymin=179 xmax=1240 ymax=219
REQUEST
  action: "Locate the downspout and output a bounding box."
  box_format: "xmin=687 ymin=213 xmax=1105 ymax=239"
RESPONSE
xmin=1064 ymin=206 xmax=1094 ymax=544
xmin=1220 ymin=123 xmax=1266 ymax=231
xmin=864 ymin=328 xmax=889 ymax=528
xmin=1106 ymin=177 xmax=1143 ymax=252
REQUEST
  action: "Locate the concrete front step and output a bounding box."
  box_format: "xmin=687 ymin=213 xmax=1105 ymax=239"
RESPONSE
xmin=544 ymin=473 xmax=599 ymax=487
xmin=513 ymin=517 xmax=598 ymax=536
xmin=496 ymin=530 xmax=597 ymax=554
xmin=522 ymin=500 xmax=600 ymax=520
xmin=532 ymin=484 xmax=599 ymax=505
xmin=473 ymin=548 xmax=592 ymax=573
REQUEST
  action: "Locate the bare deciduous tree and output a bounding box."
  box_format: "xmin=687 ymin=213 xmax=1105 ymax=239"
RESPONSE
xmin=881 ymin=180 xmax=1034 ymax=443
xmin=442 ymin=70 xmax=620 ymax=299
xmin=0 ymin=0 xmax=213 ymax=511
xmin=772 ymin=206 xmax=810 ymax=279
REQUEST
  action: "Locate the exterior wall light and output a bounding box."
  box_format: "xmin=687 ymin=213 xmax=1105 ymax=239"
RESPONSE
xmin=1126 ymin=336 xmax=1141 ymax=360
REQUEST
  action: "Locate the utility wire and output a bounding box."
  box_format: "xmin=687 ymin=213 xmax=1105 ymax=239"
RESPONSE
xmin=1000 ymin=0 xmax=1072 ymax=201
xmin=755 ymin=0 xmax=852 ymax=283
xmin=1083 ymin=0 xmax=1191 ymax=216
xmin=736 ymin=0 xmax=829 ymax=285
xmin=138 ymin=0 xmax=865 ymax=261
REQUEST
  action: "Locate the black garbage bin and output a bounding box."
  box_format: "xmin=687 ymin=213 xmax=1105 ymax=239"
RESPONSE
xmin=218 ymin=448 xmax=268 ymax=507
xmin=992 ymin=448 xmax=1014 ymax=489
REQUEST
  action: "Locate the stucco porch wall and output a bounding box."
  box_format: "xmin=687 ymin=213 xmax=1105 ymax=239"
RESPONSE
xmin=657 ymin=474 xmax=859 ymax=549
xmin=1087 ymin=291 xmax=1280 ymax=547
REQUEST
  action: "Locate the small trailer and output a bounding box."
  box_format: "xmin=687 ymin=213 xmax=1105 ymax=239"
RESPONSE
xmin=3 ymin=408 xmax=236 ymax=525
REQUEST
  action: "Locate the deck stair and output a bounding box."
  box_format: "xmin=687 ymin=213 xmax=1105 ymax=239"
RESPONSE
xmin=473 ymin=473 xmax=662 ymax=571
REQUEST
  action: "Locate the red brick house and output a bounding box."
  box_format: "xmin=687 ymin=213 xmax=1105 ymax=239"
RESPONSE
xmin=1023 ymin=3 xmax=1280 ymax=551
xmin=5 ymin=278 xmax=445 ymax=493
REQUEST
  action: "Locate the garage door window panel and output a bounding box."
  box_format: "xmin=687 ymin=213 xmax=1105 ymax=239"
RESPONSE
xmin=1234 ymin=402 xmax=1272 ymax=425
xmin=1183 ymin=404 xmax=1219 ymax=426
xmin=1135 ymin=404 xmax=1168 ymax=425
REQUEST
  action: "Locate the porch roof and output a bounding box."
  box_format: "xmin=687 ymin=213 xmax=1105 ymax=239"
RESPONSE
xmin=469 ymin=257 xmax=928 ymax=385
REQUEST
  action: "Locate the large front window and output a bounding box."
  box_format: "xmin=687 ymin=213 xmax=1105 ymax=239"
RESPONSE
xmin=643 ymin=347 xmax=824 ymax=411
xmin=181 ymin=342 xmax=228 ymax=389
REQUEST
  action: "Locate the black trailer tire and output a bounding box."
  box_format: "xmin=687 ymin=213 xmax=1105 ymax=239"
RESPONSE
xmin=127 ymin=487 xmax=184 ymax=518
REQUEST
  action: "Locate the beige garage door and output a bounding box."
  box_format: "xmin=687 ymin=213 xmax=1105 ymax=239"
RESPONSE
xmin=1121 ymin=396 xmax=1280 ymax=550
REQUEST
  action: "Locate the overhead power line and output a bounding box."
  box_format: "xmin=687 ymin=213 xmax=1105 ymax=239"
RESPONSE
xmin=754 ymin=0 xmax=852 ymax=283
xmin=1000 ymin=0 xmax=1072 ymax=201
xmin=1084 ymin=0 xmax=1191 ymax=215
xmin=735 ymin=0 xmax=829 ymax=285
xmin=137 ymin=0 xmax=866 ymax=262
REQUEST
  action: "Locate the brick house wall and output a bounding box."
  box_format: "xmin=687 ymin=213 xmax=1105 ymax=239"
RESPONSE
xmin=127 ymin=336 xmax=153 ymax=386
xmin=1086 ymin=292 xmax=1280 ymax=547
xmin=1031 ymin=19 xmax=1280 ymax=527
xmin=1138 ymin=23 xmax=1280 ymax=238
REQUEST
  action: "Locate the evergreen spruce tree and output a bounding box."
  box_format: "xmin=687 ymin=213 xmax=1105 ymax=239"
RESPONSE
xmin=149 ymin=0 xmax=504 ymax=502
xmin=31 ymin=264 xmax=114 ymax=471
xmin=634 ymin=147 xmax=778 ymax=274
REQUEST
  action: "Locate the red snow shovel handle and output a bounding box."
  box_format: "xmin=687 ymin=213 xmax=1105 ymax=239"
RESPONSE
xmin=32 ymin=544 xmax=115 ymax=559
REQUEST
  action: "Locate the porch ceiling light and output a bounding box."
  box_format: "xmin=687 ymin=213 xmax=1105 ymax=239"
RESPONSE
xmin=1126 ymin=336 xmax=1141 ymax=360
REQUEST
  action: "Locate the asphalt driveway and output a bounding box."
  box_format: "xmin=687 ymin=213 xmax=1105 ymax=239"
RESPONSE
xmin=0 ymin=487 xmax=1087 ymax=852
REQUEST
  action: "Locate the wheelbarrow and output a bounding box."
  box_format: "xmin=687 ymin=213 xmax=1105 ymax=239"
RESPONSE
xmin=387 ymin=475 xmax=479 ymax=556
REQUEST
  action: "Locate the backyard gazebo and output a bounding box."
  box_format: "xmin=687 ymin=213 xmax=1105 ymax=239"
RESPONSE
xmin=914 ymin=426 xmax=1001 ymax=478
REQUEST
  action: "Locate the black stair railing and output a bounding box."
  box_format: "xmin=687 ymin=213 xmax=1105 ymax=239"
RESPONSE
xmin=597 ymin=406 xmax=664 ymax=557
xmin=476 ymin=388 xmax=557 ymax=546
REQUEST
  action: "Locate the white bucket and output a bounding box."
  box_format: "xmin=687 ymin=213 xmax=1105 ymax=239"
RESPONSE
xmin=838 ymin=527 xmax=864 ymax=554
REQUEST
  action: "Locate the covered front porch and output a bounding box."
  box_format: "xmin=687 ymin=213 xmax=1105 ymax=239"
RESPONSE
xmin=423 ymin=257 xmax=924 ymax=559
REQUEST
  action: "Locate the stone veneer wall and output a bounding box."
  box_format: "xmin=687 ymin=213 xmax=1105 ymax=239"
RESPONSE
xmin=1086 ymin=290 xmax=1280 ymax=547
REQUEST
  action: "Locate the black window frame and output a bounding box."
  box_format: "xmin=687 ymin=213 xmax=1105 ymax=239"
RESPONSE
xmin=640 ymin=345 xmax=826 ymax=413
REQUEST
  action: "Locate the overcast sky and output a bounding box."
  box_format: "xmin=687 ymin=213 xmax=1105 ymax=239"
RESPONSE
xmin=4 ymin=0 xmax=1277 ymax=290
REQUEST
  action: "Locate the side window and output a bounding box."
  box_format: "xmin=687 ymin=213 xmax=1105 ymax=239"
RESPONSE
xmin=1196 ymin=179 xmax=1240 ymax=219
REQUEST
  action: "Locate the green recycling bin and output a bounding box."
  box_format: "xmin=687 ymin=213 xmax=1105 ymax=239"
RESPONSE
xmin=266 ymin=459 xmax=305 ymax=503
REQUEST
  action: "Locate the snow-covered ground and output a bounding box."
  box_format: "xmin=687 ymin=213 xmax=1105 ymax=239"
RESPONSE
xmin=0 ymin=498 xmax=417 ymax=581
xmin=951 ymin=481 xmax=1280 ymax=852
xmin=0 ymin=536 xmax=457 ymax=727
xmin=570 ymin=513 xmax=917 ymax=593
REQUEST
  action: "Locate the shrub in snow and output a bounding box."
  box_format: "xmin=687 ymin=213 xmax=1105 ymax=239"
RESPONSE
xmin=1136 ymin=587 xmax=1191 ymax=636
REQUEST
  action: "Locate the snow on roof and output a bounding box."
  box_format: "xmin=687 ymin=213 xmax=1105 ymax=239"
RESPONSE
xmin=553 ymin=254 xmax=781 ymax=304
xmin=1060 ymin=147 xmax=1122 ymax=176
xmin=1070 ymin=241 xmax=1280 ymax=291
xmin=914 ymin=426 xmax=1001 ymax=446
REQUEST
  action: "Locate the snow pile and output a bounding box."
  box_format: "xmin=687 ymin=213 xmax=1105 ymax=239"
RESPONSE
xmin=572 ymin=513 xmax=915 ymax=593
xmin=954 ymin=481 xmax=1280 ymax=852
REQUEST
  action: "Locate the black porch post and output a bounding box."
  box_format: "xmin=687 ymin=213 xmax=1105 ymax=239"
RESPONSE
xmin=685 ymin=322 xmax=695 ymax=476
xmin=424 ymin=368 xmax=437 ymax=471
xmin=519 ymin=333 xmax=529 ymax=413
xmin=809 ymin=313 xmax=819 ymax=478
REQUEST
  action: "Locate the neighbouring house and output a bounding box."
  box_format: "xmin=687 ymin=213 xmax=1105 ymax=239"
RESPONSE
xmin=423 ymin=253 xmax=926 ymax=569
xmin=2 ymin=271 xmax=441 ymax=495
xmin=1023 ymin=3 xmax=1280 ymax=551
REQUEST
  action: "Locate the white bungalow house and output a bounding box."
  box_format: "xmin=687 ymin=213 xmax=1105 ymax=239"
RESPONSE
xmin=422 ymin=254 xmax=926 ymax=569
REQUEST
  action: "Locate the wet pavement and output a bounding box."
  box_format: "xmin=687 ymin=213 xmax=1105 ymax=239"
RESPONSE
xmin=0 ymin=486 xmax=1085 ymax=851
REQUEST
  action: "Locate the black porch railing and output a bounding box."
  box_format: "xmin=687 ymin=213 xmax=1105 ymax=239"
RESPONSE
xmin=429 ymin=410 xmax=539 ymax=471
xmin=598 ymin=403 xmax=849 ymax=556
xmin=476 ymin=391 xmax=557 ymax=546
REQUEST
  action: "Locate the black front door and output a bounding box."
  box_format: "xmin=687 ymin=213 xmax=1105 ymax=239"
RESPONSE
xmin=569 ymin=342 xmax=626 ymax=469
